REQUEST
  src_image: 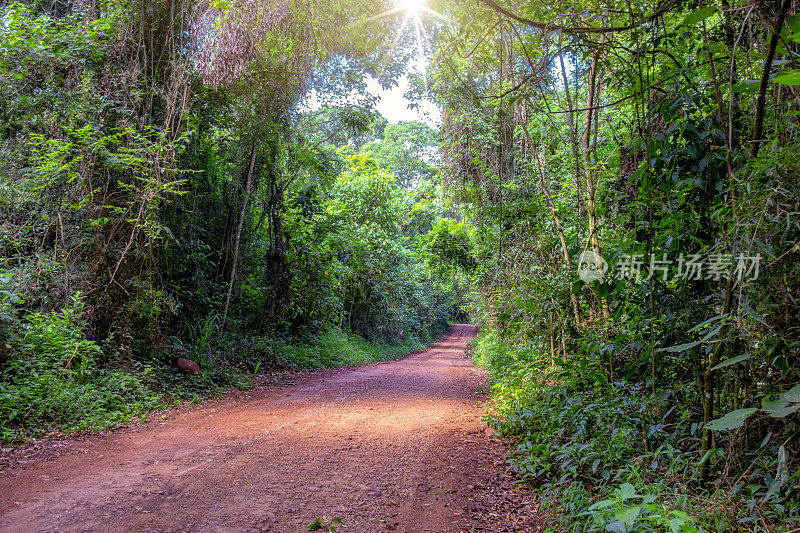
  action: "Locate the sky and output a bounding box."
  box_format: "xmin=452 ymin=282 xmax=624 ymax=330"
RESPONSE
xmin=302 ymin=72 xmax=441 ymax=129
xmin=300 ymin=0 xmax=442 ymax=127
xmin=363 ymin=73 xmax=441 ymax=127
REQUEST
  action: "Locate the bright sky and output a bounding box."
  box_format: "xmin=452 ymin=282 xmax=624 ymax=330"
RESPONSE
xmin=364 ymin=74 xmax=441 ymax=127
xmin=303 ymin=72 xmax=441 ymax=128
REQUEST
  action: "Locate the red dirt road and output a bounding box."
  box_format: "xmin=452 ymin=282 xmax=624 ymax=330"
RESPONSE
xmin=0 ymin=325 xmax=538 ymax=532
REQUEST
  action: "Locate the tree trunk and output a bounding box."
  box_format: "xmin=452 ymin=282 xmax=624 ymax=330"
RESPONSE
xmin=581 ymin=38 xmax=611 ymax=321
xmin=221 ymin=145 xmax=257 ymax=328
xmin=559 ymin=53 xmax=585 ymax=219
xmin=700 ymin=276 xmax=735 ymax=483
xmin=529 ymin=135 xmax=581 ymax=325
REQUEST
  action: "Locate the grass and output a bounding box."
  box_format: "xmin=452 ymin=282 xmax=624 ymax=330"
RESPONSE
xmin=252 ymin=327 xmax=428 ymax=370
xmin=0 ymin=310 xmax=441 ymax=444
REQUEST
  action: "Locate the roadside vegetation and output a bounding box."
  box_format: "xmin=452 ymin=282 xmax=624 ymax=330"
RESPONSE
xmin=1 ymin=0 xmax=799 ymax=530
xmin=0 ymin=1 xmax=464 ymax=444
xmin=434 ymin=0 xmax=800 ymax=530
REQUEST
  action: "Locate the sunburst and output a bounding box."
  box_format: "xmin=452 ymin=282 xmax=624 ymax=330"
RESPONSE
xmin=371 ymin=0 xmax=441 ymax=90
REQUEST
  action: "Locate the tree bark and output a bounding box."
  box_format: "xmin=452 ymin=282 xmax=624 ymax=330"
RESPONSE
xmin=581 ymin=37 xmax=611 ymax=321
xmin=751 ymin=0 xmax=792 ymax=159
xmin=559 ymin=53 xmax=585 ymax=218
xmin=221 ymin=145 xmax=257 ymax=327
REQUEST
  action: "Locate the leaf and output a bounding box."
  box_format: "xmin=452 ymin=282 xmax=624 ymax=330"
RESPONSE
xmin=571 ymin=280 xmax=584 ymax=294
xmin=688 ymin=313 xmax=728 ymax=333
xmin=614 ymin=505 xmax=641 ymax=525
xmin=788 ymin=13 xmax=800 ymax=34
xmin=741 ymin=302 xmax=769 ymax=328
xmin=680 ymin=7 xmax=717 ymax=26
xmin=659 ymin=340 xmax=702 ymax=353
xmin=705 ymin=408 xmax=757 ymax=431
xmin=605 ymin=521 xmax=627 ymax=533
xmin=589 ymin=499 xmax=616 ymax=510
xmin=616 ymin=482 xmax=637 ymax=500
xmin=765 ymin=477 xmax=782 ymax=499
xmin=774 ymin=69 xmax=800 ymax=86
xmin=670 ymin=510 xmax=695 ymax=522
xmin=669 ymin=518 xmax=685 ymax=533
xmin=307 ymin=519 xmax=323 ymax=531
xmin=699 ymin=323 xmax=724 ymax=342
xmin=711 ymin=354 xmax=750 ymax=371
xmin=732 ymin=80 xmax=760 ymax=94
xmin=778 ymin=445 xmax=789 ymax=484
xmin=765 ymin=448 xmax=788 ymax=502
xmin=764 ymin=401 xmax=800 ymax=418
xmin=782 ymin=383 xmax=800 ymax=403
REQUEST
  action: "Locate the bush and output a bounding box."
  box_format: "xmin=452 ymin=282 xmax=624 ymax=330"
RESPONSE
xmin=0 ymin=296 xmax=161 ymax=443
xmin=471 ymin=330 xmax=800 ymax=532
xmin=247 ymin=327 xmax=427 ymax=371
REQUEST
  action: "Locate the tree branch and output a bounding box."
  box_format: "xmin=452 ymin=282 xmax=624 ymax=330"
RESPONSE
xmin=477 ymin=0 xmax=679 ymax=35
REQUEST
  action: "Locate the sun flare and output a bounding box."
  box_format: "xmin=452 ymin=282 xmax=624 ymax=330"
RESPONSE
xmin=374 ymin=0 xmax=440 ymax=90
xmin=400 ymin=0 xmax=428 ymax=17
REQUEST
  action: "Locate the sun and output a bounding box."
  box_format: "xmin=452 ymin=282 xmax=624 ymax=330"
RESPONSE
xmin=368 ymin=0 xmax=442 ymax=91
xmin=400 ymin=0 xmax=429 ymax=17
xmin=370 ymin=0 xmax=440 ymax=48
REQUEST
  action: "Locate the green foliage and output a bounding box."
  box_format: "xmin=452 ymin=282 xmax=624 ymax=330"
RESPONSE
xmin=431 ymin=0 xmax=800 ymax=527
xmin=0 ymin=296 xmax=161 ymax=443
xmin=307 ymin=516 xmax=344 ymax=531
xmin=246 ymin=327 xmax=427 ymax=371
xmin=0 ymin=0 xmax=460 ymax=445
xmin=472 ymin=333 xmax=800 ymax=530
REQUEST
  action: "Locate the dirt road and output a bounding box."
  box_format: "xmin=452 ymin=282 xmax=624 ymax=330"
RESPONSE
xmin=0 ymin=325 xmax=537 ymax=532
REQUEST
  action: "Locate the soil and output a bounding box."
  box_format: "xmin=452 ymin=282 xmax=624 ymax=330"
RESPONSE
xmin=0 ymin=325 xmax=543 ymax=532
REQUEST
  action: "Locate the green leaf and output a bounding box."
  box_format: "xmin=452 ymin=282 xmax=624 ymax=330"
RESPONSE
xmin=705 ymin=408 xmax=757 ymax=431
xmin=774 ymin=69 xmax=800 ymax=86
xmin=614 ymin=505 xmax=641 ymax=525
xmin=589 ymin=499 xmax=616 ymax=510
xmin=669 ymin=518 xmax=685 ymax=533
xmin=688 ymin=313 xmax=728 ymax=333
xmin=787 ymin=13 xmax=800 ymax=34
xmin=307 ymin=519 xmax=323 ymax=531
xmin=616 ymin=482 xmax=637 ymax=500
xmin=741 ymin=302 xmax=769 ymax=328
xmin=680 ymin=7 xmax=717 ymax=26
xmin=659 ymin=340 xmax=702 ymax=353
xmin=776 ymin=445 xmax=790 ymax=490
xmin=765 ymin=448 xmax=787 ymax=500
xmin=764 ymin=400 xmax=800 ymax=418
xmin=711 ymin=354 xmax=750 ymax=371
xmin=670 ymin=510 xmax=694 ymax=522
xmin=606 ymin=521 xmax=627 ymax=533
xmin=732 ymin=80 xmax=760 ymax=94
xmin=699 ymin=323 xmax=724 ymax=342
xmin=782 ymin=383 xmax=800 ymax=403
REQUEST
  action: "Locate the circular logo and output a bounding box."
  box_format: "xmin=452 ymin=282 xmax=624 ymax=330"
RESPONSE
xmin=577 ymin=250 xmax=608 ymax=283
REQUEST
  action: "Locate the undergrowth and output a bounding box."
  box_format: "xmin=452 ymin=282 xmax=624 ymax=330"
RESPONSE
xmin=244 ymin=327 xmax=428 ymax=370
xmin=471 ymin=330 xmax=800 ymax=532
xmin=0 ymin=300 xmax=435 ymax=445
